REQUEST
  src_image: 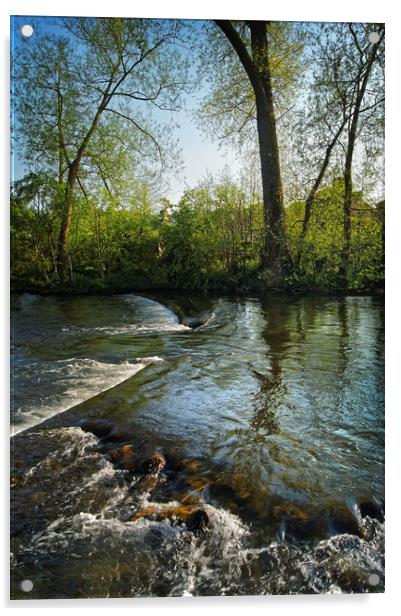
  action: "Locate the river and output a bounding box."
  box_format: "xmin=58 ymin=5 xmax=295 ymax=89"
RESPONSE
xmin=10 ymin=292 xmax=385 ymax=598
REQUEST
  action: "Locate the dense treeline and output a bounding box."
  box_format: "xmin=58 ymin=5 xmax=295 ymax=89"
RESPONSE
xmin=11 ymin=172 xmax=383 ymax=293
xmin=11 ymin=18 xmax=385 ymax=294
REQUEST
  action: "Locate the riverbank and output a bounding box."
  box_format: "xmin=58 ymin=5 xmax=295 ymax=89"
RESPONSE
xmin=11 ymin=279 xmax=385 ymax=299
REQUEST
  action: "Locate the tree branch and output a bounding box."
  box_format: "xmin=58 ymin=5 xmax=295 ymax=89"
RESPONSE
xmin=104 ymin=107 xmax=163 ymax=162
xmin=214 ymin=21 xmax=263 ymax=99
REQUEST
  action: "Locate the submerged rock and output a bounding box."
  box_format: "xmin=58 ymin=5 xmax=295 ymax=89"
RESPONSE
xmin=80 ymin=419 xmax=114 ymax=439
xmin=138 ymin=454 xmax=166 ymax=475
xmin=180 ymin=458 xmax=200 ymax=473
xmin=184 ymin=476 xmax=211 ymax=492
xmin=272 ymin=502 xmax=324 ymax=541
xmin=131 ymin=504 xmax=192 ymax=523
xmin=209 ymin=482 xmax=237 ymax=502
xmin=183 ymin=317 xmax=209 ymax=329
xmin=325 ymin=506 xmax=362 ymax=538
xmin=108 ymin=444 xmax=136 ymax=471
xmin=359 ymin=499 xmax=384 ymax=522
xmin=131 ymin=504 xmax=209 ymax=533
xmin=186 ymin=509 xmax=210 ymax=533
xmin=107 ymin=448 xmax=166 ymax=493
xmin=106 ymin=425 xmax=137 ymax=442
xmin=271 ymin=501 xmax=363 ymax=541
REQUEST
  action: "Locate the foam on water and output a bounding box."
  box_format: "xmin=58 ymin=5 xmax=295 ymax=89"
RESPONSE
xmin=61 ymin=323 xmax=190 ymax=336
xmin=11 ymin=357 xmax=164 ymax=436
xmin=19 ymin=496 xmax=251 ymax=597
xmin=92 ymin=323 xmax=191 ymax=335
xmin=24 ymin=426 xmax=99 ymax=477
xmin=175 ymin=504 xmax=250 ymax=596
xmin=14 ymin=424 xmax=253 ymax=597
xmin=12 ymin=425 xmax=385 ymax=597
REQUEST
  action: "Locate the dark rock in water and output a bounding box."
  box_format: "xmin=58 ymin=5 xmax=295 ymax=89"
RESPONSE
xmin=80 ymin=419 xmax=114 ymax=438
xmin=331 ymin=558 xmax=371 ymax=593
xmin=325 ymin=505 xmax=363 ymax=538
xmin=208 ymin=481 xmax=255 ymax=520
xmin=163 ymin=452 xmax=186 ymax=472
xmin=209 ymin=482 xmax=237 ymax=502
xmin=108 ymin=444 xmax=137 ymax=471
xmin=106 ymin=425 xmax=136 ymax=442
xmin=183 ymin=317 xmax=208 ymax=330
xmin=138 ymin=453 xmax=166 ymax=475
xmin=272 ymin=502 xmax=325 ymax=541
xmin=130 ymin=505 xmax=209 ymax=532
xmin=186 ymin=509 xmax=210 ymax=533
xmin=359 ymin=499 xmax=384 ymax=522
xmin=272 ymin=501 xmax=363 ymax=541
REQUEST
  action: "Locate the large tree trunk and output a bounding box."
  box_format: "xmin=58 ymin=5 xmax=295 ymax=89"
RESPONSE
xmin=215 ymin=20 xmax=287 ymax=283
xmin=248 ymin=21 xmax=287 ymax=275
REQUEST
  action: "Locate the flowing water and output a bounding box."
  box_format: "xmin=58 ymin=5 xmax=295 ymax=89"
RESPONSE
xmin=10 ymin=292 xmax=385 ymax=598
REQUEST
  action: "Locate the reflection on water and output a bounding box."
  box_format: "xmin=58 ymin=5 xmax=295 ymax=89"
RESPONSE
xmin=250 ymin=369 xmax=282 ymax=435
xmin=10 ymin=293 xmax=384 ymax=598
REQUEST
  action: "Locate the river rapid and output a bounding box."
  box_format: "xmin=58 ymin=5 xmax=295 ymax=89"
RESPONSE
xmin=10 ymin=292 xmax=384 ymax=598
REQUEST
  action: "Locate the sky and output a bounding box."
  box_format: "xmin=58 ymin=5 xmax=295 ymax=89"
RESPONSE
xmin=10 ymin=15 xmax=243 ymax=203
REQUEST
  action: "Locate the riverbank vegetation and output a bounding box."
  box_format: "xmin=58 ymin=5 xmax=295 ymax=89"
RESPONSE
xmin=11 ymin=18 xmax=384 ymax=294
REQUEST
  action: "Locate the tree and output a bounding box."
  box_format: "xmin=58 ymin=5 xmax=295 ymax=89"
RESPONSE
xmin=13 ymin=17 xmax=188 ymax=281
xmin=286 ymin=179 xmax=384 ymax=290
xmin=11 ymin=173 xmax=63 ymax=284
xmin=288 ymin=23 xmax=384 ymax=282
xmin=197 ymin=21 xmax=303 ymax=149
xmin=211 ymin=21 xmax=291 ymax=280
xmin=338 ymin=24 xmax=384 ymax=286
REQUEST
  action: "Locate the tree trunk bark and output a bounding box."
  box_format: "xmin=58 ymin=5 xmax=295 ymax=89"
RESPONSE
xmin=248 ymin=21 xmax=287 ymax=276
xmin=214 ymin=20 xmax=287 ymax=283
xmin=338 ymin=141 xmax=354 ymax=288
xmin=57 ymin=165 xmax=78 ymax=282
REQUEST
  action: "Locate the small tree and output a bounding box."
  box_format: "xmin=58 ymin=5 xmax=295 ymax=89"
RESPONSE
xmin=290 ymin=23 xmax=384 ymax=284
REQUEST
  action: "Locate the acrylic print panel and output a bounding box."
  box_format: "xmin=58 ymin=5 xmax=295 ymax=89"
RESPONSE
xmin=10 ymin=14 xmax=385 ymax=599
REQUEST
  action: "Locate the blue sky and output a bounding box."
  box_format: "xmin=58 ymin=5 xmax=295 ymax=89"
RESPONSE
xmin=11 ymin=15 xmax=242 ymax=202
xmin=165 ymin=109 xmax=241 ymax=200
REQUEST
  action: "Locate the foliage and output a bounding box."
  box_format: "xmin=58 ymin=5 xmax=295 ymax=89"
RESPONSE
xmin=160 ymin=181 xmax=263 ymax=290
xmin=11 ymin=173 xmax=63 ymax=286
xmin=12 ymin=16 xmax=189 ymax=279
xmin=11 ymin=172 xmax=383 ymax=293
xmin=13 ymin=17 xmax=188 ymax=181
xmin=196 ymin=21 xmax=305 ymax=149
xmin=286 ymin=179 xmax=384 ymax=290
